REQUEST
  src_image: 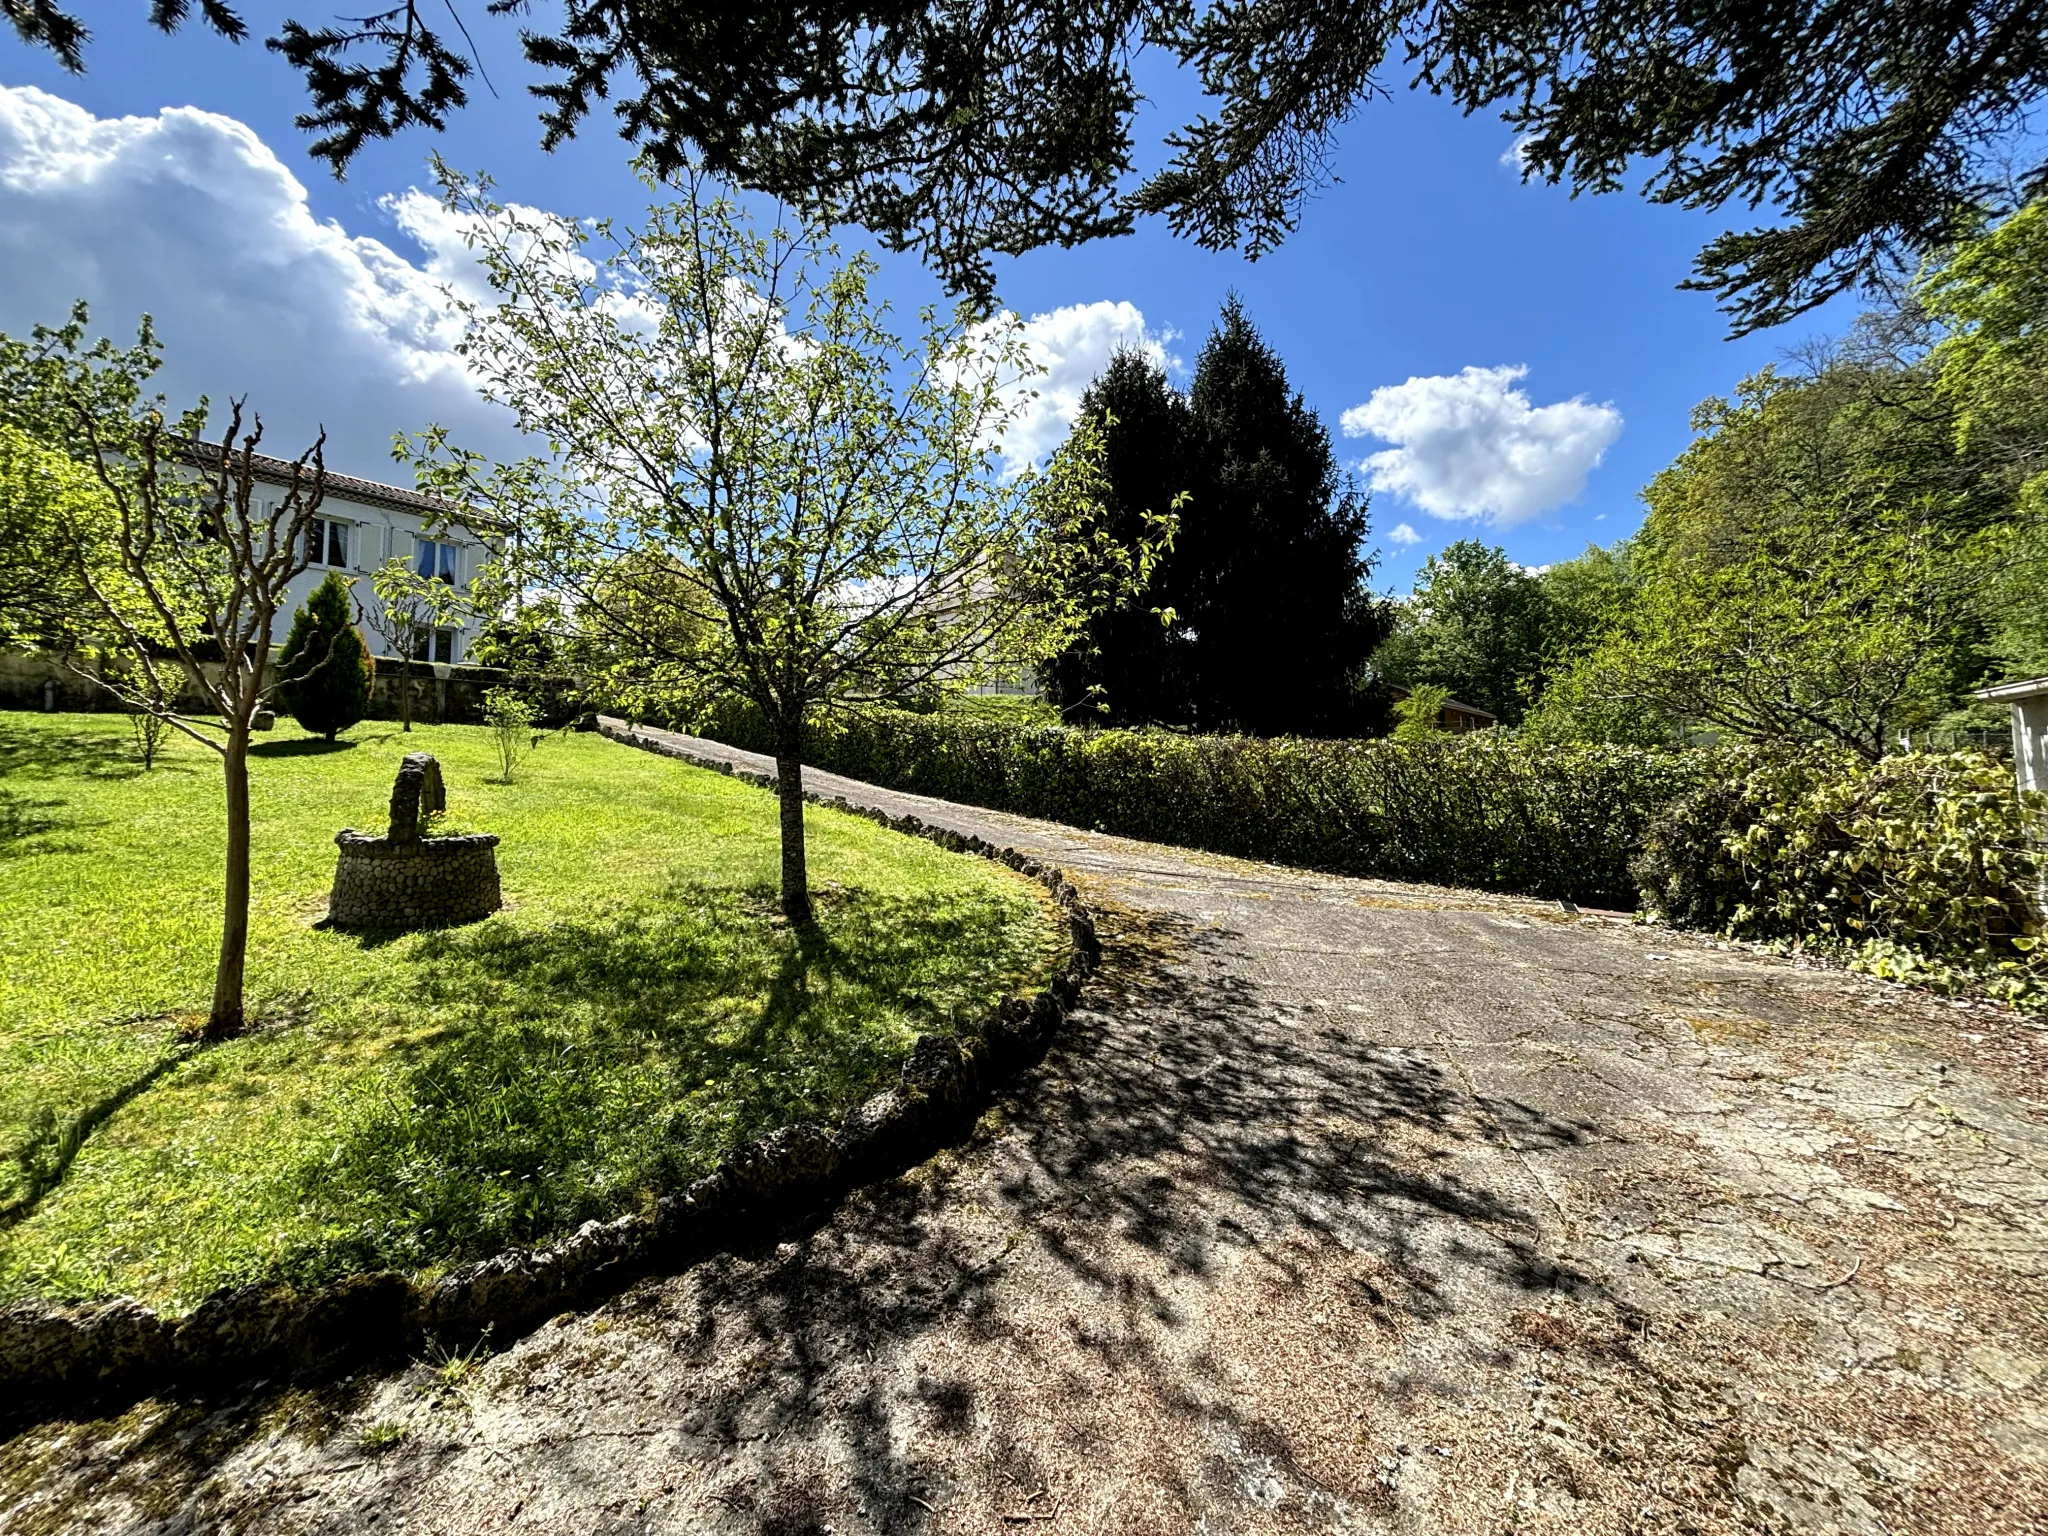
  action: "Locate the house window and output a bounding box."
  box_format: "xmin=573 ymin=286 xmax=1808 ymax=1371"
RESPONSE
xmin=414 ymin=539 xmax=461 ymax=584
xmin=305 ymin=518 xmax=350 ymax=569
xmin=409 ymin=628 xmax=459 ymax=665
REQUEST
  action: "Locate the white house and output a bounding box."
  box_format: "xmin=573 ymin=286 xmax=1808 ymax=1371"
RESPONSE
xmin=239 ymin=451 xmax=501 ymax=665
xmin=1973 ymin=675 xmax=2048 ymax=795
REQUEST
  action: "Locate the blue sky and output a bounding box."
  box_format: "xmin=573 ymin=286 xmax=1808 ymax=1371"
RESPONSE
xmin=0 ymin=11 xmax=1854 ymax=592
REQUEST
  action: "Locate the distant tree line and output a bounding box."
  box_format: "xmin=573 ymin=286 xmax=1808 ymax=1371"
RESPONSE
xmin=1375 ymin=200 xmax=2048 ymax=759
xmin=1052 ymin=200 xmax=2048 ymax=756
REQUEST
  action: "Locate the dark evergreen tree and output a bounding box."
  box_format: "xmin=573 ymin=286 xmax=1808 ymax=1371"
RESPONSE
xmin=278 ymin=571 xmax=370 ymax=740
xmin=1179 ymin=299 xmax=1390 ymax=735
xmin=1042 ymin=349 xmax=1196 ymax=726
xmin=1047 ymin=302 xmax=1391 ymax=735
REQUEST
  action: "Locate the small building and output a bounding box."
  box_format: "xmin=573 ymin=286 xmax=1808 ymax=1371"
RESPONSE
xmin=209 ymin=448 xmax=500 ymax=665
xmin=1385 ymin=684 xmax=1498 ymax=734
xmin=1972 ymin=676 xmax=2048 ymax=794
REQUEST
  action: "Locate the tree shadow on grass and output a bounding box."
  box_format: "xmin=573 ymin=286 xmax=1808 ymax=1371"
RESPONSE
xmin=248 ymin=737 xmax=359 ymax=759
xmin=0 ymin=1043 xmax=201 ymax=1225
xmin=0 ymin=886 xmax=1622 ymax=1529
xmin=0 ymin=789 xmax=95 ymax=860
xmin=0 ymin=724 xmax=158 ymax=781
xmin=280 ymin=879 xmax=1040 ymax=1284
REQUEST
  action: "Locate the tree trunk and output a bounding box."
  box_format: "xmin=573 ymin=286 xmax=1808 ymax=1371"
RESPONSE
xmin=774 ymin=722 xmax=812 ymax=926
xmin=400 ymin=655 xmax=413 ymax=731
xmin=208 ymin=723 xmax=252 ymax=1038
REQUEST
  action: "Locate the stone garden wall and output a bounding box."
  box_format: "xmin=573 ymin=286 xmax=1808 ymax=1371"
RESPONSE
xmin=0 ymin=650 xmax=580 ymax=729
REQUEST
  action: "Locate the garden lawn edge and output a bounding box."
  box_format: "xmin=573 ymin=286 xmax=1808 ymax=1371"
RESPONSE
xmin=0 ymin=729 xmax=1098 ymax=1431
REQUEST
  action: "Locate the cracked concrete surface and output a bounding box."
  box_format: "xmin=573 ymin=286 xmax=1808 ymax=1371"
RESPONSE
xmin=4 ymin=727 xmax=2045 ymax=1535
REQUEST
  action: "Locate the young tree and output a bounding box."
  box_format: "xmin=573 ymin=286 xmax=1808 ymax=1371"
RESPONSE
xmin=278 ymin=572 xmax=371 ymax=739
xmin=366 ymin=556 xmax=469 ymax=731
xmin=127 ymin=699 xmax=171 ymax=769
xmin=26 ymin=322 xmax=330 ymax=1036
xmin=482 ymin=686 xmax=540 ymax=783
xmin=403 ymin=166 xmax=1140 ymax=923
xmin=1390 ymin=684 xmax=1451 ymax=742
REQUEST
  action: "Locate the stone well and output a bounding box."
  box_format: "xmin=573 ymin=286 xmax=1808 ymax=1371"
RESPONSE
xmin=328 ymin=752 xmax=500 ymax=930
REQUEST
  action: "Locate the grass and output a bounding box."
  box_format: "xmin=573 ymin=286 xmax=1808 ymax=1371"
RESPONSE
xmin=0 ymin=712 xmax=1059 ymax=1310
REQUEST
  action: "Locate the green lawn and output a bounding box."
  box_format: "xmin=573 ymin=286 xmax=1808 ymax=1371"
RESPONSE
xmin=0 ymin=713 xmax=1057 ymax=1310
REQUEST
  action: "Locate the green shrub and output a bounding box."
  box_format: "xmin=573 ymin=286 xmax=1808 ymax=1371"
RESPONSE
xmin=1635 ymin=750 xmax=2046 ymax=1008
xmin=675 ymin=700 xmax=1715 ymax=907
xmin=671 ymin=698 xmax=2048 ymax=1004
xmin=1391 ymin=684 xmax=1451 ymax=741
xmin=278 ymin=573 xmax=371 ymax=740
xmin=482 ymin=687 xmax=541 ymax=782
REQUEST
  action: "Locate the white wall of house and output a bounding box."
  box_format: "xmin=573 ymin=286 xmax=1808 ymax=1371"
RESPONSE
xmin=259 ymin=481 xmax=497 ymax=665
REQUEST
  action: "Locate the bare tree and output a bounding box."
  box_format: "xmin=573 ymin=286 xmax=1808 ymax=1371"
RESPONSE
xmin=65 ymin=401 xmax=328 ymax=1038
xmin=365 ymin=554 xmax=476 ymax=730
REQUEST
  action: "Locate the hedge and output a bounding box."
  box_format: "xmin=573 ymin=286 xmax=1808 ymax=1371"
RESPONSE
xmin=682 ymin=702 xmax=1721 ymax=908
xmin=1635 ymin=750 xmax=2046 ymax=1008
xmin=660 ymin=702 xmax=2045 ymax=1004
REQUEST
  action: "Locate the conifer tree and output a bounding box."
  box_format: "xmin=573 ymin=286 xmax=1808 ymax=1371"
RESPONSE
xmin=279 ymin=571 xmax=370 ymax=740
xmin=1182 ymin=300 xmax=1390 ymax=735
xmin=1042 ymin=350 xmax=1194 ymax=725
xmin=1053 ymin=301 xmax=1387 ymax=735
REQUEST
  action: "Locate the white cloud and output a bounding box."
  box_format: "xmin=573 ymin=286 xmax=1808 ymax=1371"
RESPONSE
xmin=989 ymin=300 xmax=1177 ymax=474
xmin=0 ymin=86 xmax=522 ymax=476
xmin=0 ymin=87 xmax=1170 ymax=490
xmin=1340 ymin=364 xmax=1621 ymax=525
xmin=1387 ymin=521 xmax=1423 ymax=546
xmin=1501 ymin=133 xmax=1537 ymax=171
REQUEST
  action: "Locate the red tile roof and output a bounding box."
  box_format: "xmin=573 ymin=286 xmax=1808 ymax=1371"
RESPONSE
xmin=174 ymin=439 xmax=507 ymax=532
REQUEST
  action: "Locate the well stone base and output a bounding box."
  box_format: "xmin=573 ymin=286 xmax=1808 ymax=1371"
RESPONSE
xmin=329 ymin=832 xmax=501 ymax=930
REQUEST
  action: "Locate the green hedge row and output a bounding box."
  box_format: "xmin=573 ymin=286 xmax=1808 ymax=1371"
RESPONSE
xmin=685 ymin=702 xmax=1719 ymax=908
xmin=1636 ymin=750 xmax=2045 ymax=1007
xmin=666 ymin=702 xmax=2045 ymax=1003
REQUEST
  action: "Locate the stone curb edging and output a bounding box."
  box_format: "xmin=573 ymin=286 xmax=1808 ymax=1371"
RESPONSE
xmin=0 ymin=727 xmax=1099 ymax=1431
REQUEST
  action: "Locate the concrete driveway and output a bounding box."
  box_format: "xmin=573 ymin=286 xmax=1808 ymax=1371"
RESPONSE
xmin=5 ymin=726 xmax=2046 ymax=1535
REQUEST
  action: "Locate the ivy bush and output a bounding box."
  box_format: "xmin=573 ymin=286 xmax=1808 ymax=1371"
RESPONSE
xmin=1635 ymin=750 xmax=2046 ymax=1008
xmin=682 ymin=701 xmax=1716 ymax=908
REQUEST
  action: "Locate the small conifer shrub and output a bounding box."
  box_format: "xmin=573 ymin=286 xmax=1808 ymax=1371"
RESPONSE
xmin=279 ymin=572 xmax=371 ymax=740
